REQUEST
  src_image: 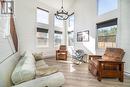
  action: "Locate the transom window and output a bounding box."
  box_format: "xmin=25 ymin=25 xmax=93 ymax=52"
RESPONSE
xmin=37 ymin=8 xmax=49 ymax=24
xmin=97 ymin=18 xmax=117 ymax=49
xmin=54 ymin=17 xmax=63 ymax=28
xmin=97 ymin=0 xmax=118 ymax=15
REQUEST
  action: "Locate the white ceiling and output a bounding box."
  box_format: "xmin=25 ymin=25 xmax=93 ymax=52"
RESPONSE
xmin=39 ymin=0 xmax=76 ymax=10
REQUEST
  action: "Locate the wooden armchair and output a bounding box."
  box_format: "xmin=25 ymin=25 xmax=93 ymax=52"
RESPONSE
xmin=88 ymin=48 xmax=125 ymax=82
xmin=56 ymin=45 xmax=67 ymax=60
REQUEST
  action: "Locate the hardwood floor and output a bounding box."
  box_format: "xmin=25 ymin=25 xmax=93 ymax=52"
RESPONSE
xmin=44 ymin=58 xmax=130 ymax=87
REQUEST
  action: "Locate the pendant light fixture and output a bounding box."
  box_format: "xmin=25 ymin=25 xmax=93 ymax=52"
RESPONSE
xmin=55 ymin=0 xmax=74 ymax=20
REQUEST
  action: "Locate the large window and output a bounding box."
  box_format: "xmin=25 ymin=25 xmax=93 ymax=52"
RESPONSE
xmin=97 ymin=18 xmax=117 ymax=49
xmin=68 ymin=14 xmax=74 ymax=46
xmin=37 ymin=28 xmax=49 ymax=47
xmin=54 ymin=16 xmax=63 ymax=46
xmin=36 ymin=8 xmax=49 ymax=47
xmin=97 ymin=0 xmax=118 ymax=15
xmin=54 ymin=31 xmax=62 ymax=46
xmin=37 ymin=8 xmax=49 ymax=24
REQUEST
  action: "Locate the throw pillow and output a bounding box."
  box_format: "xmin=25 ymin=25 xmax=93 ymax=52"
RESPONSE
xmin=36 ymin=60 xmax=48 ymax=69
xmin=11 ymin=53 xmax=36 ymax=85
xmin=32 ymin=52 xmax=43 ymax=61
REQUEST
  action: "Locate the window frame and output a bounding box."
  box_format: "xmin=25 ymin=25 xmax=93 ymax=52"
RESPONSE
xmin=54 ymin=30 xmax=63 ymax=46
xmin=96 ymin=18 xmax=118 ymax=49
xmin=68 ymin=13 xmax=74 ymax=28
xmin=67 ymin=13 xmax=75 ymax=46
xmin=68 ymin=31 xmax=74 ymax=46
xmin=36 ymin=27 xmax=49 ymax=47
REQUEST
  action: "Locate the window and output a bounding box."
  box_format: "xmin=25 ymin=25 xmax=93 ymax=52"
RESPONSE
xmin=54 ymin=17 xmax=63 ymax=28
xmin=68 ymin=31 xmax=74 ymax=46
xmin=36 ymin=8 xmax=49 ymax=47
xmin=69 ymin=14 xmax=74 ymax=29
xmin=54 ymin=16 xmax=63 ymax=46
xmin=1 ymin=1 xmax=14 ymax=14
xmin=54 ymin=31 xmax=62 ymax=46
xmin=97 ymin=0 xmax=118 ymax=15
xmin=37 ymin=8 xmax=49 ymax=24
xmin=97 ymin=18 xmax=117 ymax=49
xmin=36 ymin=28 xmax=49 ymax=47
xmin=68 ymin=14 xmax=74 ymax=46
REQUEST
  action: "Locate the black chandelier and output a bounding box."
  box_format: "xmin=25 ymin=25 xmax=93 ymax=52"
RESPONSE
xmin=55 ymin=0 xmax=74 ymax=20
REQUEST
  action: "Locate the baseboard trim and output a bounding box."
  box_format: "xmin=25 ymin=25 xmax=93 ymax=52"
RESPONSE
xmin=125 ymin=72 xmax=130 ymax=77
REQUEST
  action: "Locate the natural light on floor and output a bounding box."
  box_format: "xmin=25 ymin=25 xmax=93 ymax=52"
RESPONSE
xmin=69 ymin=63 xmax=76 ymax=72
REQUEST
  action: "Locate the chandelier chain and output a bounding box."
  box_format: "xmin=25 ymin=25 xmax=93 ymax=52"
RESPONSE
xmin=55 ymin=0 xmax=74 ymax=20
xmin=62 ymin=0 xmax=63 ymax=7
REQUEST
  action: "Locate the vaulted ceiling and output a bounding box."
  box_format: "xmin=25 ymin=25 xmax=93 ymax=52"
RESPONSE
xmin=39 ymin=0 xmax=76 ymax=10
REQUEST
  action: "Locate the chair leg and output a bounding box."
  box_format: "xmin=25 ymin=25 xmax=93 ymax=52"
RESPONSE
xmin=97 ymin=62 xmax=102 ymax=81
xmin=119 ymin=63 xmax=124 ymax=82
xmin=119 ymin=72 xmax=123 ymax=82
xmin=119 ymin=77 xmax=123 ymax=82
xmin=97 ymin=73 xmax=102 ymax=81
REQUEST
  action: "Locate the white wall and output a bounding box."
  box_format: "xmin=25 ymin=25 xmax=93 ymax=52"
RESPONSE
xmin=71 ymin=0 xmax=97 ymax=54
xmin=14 ymin=0 xmax=37 ymax=54
xmin=96 ymin=10 xmax=119 ymax=23
xmin=119 ymin=0 xmax=130 ymax=74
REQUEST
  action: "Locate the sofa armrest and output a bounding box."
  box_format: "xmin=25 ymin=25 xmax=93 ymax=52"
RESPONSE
xmin=11 ymin=72 xmax=65 ymax=87
xmin=89 ymin=55 xmax=102 ymax=60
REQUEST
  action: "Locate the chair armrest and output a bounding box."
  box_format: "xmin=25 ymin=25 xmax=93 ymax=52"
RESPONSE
xmin=97 ymin=59 xmax=125 ymax=82
xmin=98 ymin=59 xmax=125 ymax=64
xmin=58 ymin=50 xmax=67 ymax=53
xmin=56 ymin=50 xmax=67 ymax=52
xmin=56 ymin=50 xmax=67 ymax=55
xmin=56 ymin=50 xmax=59 ymax=52
xmin=89 ymin=55 xmax=102 ymax=60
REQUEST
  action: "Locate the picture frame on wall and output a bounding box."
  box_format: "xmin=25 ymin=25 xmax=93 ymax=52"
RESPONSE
xmin=77 ymin=30 xmax=89 ymax=42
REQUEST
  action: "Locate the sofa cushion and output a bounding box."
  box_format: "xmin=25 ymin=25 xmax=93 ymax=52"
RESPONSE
xmin=32 ymin=52 xmax=43 ymax=61
xmin=36 ymin=60 xmax=48 ymax=69
xmin=11 ymin=52 xmax=36 ymax=85
xmin=36 ymin=66 xmax=59 ymax=78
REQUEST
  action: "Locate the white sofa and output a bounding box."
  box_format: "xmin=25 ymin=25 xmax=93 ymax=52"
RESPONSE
xmin=11 ymin=52 xmax=65 ymax=87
